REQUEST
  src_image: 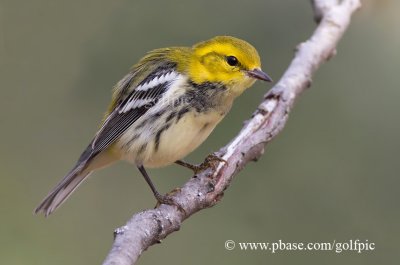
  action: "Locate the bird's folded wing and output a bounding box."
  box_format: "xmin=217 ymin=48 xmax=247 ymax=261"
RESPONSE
xmin=77 ymin=69 xmax=181 ymax=164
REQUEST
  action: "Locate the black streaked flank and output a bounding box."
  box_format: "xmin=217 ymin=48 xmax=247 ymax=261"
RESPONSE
xmin=137 ymin=143 xmax=148 ymax=156
xmin=165 ymin=111 xmax=177 ymax=123
xmin=149 ymin=110 xmax=164 ymax=122
xmin=154 ymin=123 xmax=171 ymax=152
xmin=177 ymin=107 xmax=190 ymax=122
xmin=135 ymin=119 xmax=148 ymax=130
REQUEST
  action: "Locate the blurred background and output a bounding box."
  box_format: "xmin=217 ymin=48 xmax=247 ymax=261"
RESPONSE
xmin=0 ymin=0 xmax=398 ymax=264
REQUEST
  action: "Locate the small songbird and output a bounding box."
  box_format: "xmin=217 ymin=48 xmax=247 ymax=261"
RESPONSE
xmin=35 ymin=36 xmax=272 ymax=216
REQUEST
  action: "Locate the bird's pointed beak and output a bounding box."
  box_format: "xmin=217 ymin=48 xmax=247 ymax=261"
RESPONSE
xmin=246 ymin=68 xmax=273 ymax=82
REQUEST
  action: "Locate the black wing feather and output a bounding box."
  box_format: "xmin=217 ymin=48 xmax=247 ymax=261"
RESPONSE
xmin=79 ymin=75 xmax=177 ymax=166
xmin=93 ymin=83 xmax=170 ymax=151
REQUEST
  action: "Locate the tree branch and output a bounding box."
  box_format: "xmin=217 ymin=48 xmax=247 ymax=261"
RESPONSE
xmin=102 ymin=1 xmax=361 ymax=264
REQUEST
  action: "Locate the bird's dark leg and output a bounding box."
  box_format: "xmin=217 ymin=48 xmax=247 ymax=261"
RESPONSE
xmin=175 ymin=160 xmax=201 ymax=172
xmin=175 ymin=154 xmax=227 ymax=174
xmin=137 ymin=165 xmax=175 ymax=206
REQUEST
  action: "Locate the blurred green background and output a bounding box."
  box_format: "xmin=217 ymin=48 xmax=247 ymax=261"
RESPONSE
xmin=1 ymin=0 xmax=399 ymax=264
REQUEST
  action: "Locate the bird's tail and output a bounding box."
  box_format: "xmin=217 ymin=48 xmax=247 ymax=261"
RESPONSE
xmin=34 ymin=149 xmax=116 ymax=216
xmin=34 ymin=165 xmax=92 ymax=217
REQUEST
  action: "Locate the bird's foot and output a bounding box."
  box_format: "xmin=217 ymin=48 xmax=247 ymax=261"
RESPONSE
xmin=154 ymin=189 xmax=185 ymax=214
xmin=176 ymin=154 xmax=227 ymax=175
xmin=202 ymin=153 xmax=228 ymax=172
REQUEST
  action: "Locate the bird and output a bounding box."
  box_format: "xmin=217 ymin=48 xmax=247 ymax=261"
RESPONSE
xmin=34 ymin=36 xmax=272 ymax=216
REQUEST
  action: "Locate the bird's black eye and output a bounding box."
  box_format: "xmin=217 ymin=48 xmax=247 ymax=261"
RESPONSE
xmin=226 ymin=56 xmax=239 ymax=66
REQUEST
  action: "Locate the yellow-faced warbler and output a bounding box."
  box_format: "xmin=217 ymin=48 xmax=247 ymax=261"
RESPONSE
xmin=35 ymin=36 xmax=272 ymax=216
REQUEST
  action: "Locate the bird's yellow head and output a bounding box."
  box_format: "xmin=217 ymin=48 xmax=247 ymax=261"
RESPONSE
xmin=187 ymin=36 xmax=272 ymax=96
